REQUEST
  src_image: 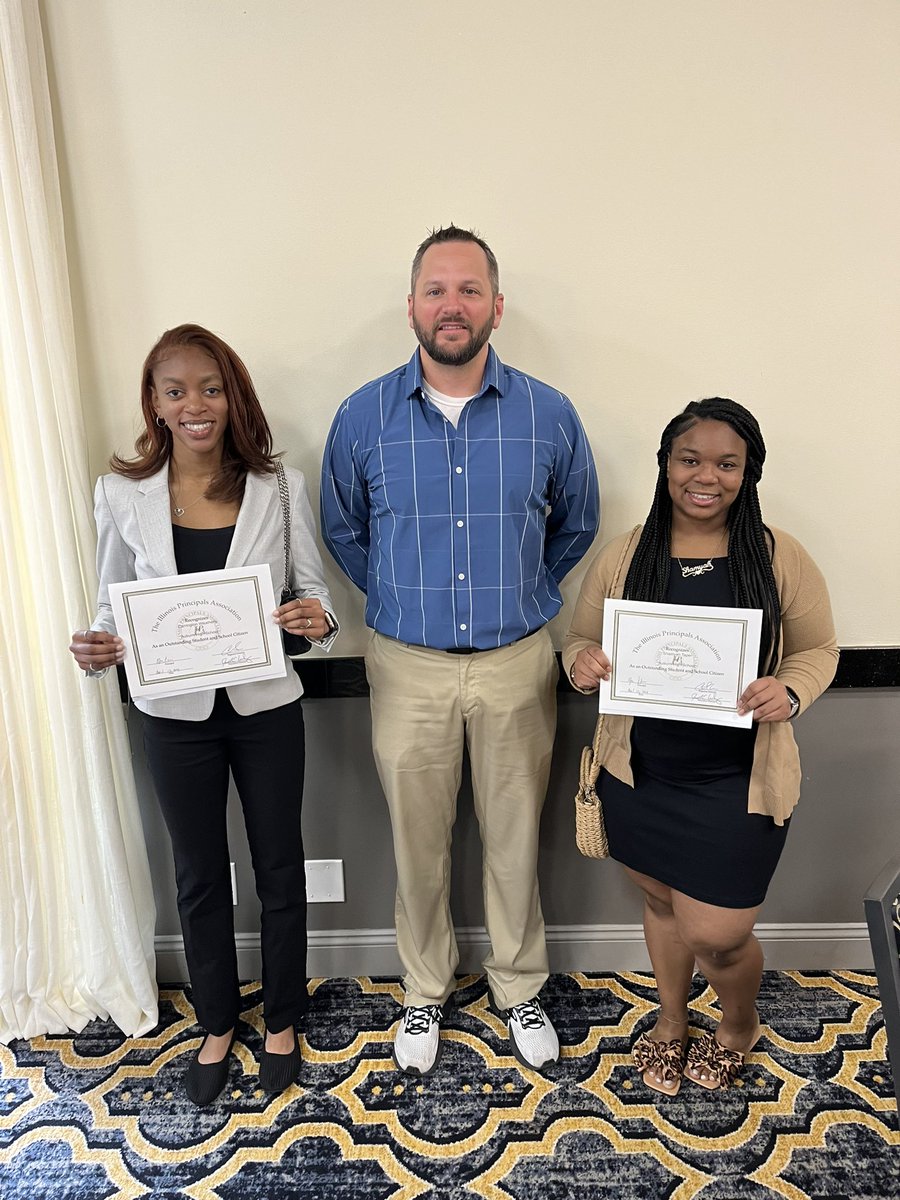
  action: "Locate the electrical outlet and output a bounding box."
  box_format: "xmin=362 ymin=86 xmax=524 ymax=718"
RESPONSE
xmin=230 ymin=861 xmax=237 ymax=906
xmin=305 ymin=859 xmax=345 ymax=903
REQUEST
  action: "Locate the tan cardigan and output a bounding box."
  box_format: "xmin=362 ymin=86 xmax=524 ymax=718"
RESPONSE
xmin=562 ymin=526 xmax=839 ymax=825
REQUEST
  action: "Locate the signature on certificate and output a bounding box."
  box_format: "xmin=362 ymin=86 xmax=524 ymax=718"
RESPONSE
xmin=219 ymin=641 xmax=255 ymax=667
xmin=147 ymin=654 xmax=189 ymax=677
xmin=689 ymin=680 xmax=728 ymax=706
xmin=622 ymin=675 xmax=651 ymax=697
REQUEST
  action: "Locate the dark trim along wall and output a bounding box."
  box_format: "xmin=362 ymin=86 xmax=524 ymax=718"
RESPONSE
xmin=290 ymin=647 xmax=900 ymax=701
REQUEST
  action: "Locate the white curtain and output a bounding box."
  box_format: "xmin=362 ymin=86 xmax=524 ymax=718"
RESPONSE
xmin=0 ymin=0 xmax=157 ymax=1041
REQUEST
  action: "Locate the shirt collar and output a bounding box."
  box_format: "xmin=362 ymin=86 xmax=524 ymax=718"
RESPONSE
xmin=404 ymin=344 xmax=507 ymax=401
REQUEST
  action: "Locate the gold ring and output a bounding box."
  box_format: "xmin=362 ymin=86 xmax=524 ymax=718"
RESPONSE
xmin=305 ymin=617 xmax=312 ymax=629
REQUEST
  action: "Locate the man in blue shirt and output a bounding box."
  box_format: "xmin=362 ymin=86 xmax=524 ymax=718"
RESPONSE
xmin=322 ymin=226 xmax=599 ymax=1076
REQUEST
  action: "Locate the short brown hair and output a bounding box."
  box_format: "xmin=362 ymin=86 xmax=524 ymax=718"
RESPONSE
xmin=410 ymin=225 xmax=500 ymax=296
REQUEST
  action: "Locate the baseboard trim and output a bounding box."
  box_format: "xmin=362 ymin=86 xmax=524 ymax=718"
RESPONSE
xmin=153 ymin=922 xmax=873 ymax=983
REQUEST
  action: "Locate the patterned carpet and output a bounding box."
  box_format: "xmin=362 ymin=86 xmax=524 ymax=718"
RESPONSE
xmin=1 ymin=971 xmax=897 ymax=1199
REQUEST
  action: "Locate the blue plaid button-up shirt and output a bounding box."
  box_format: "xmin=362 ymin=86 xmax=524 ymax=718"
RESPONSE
xmin=321 ymin=347 xmax=599 ymax=650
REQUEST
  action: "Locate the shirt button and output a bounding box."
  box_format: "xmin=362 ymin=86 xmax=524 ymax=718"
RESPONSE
xmin=456 ymin=520 xmax=464 ymax=527
xmin=455 ymin=466 xmax=463 ymax=474
xmin=458 ymin=573 xmax=465 ymax=580
xmin=459 ymin=623 xmax=467 ymax=631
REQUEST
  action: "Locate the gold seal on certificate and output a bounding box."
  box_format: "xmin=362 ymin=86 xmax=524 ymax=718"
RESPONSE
xmin=598 ymin=599 xmax=763 ymax=728
xmin=108 ymin=565 xmax=287 ymax=700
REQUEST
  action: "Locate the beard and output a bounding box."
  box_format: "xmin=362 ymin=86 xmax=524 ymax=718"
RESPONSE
xmin=412 ymin=310 xmax=495 ymax=367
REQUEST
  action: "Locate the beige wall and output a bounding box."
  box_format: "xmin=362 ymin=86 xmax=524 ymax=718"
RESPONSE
xmin=43 ymin=0 xmax=900 ymax=652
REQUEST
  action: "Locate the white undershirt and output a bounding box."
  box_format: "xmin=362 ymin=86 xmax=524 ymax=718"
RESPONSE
xmin=422 ymin=382 xmax=474 ymax=428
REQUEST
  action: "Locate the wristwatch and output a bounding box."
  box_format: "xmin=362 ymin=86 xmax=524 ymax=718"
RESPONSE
xmin=785 ymin=687 xmax=800 ymax=719
xmin=322 ymin=610 xmax=337 ymax=635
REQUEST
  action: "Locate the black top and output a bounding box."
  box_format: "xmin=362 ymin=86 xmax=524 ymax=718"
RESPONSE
xmin=172 ymin=525 xmax=235 ymax=575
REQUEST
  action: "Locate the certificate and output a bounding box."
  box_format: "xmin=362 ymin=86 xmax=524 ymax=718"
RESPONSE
xmin=598 ymin=599 xmax=762 ymax=728
xmin=109 ymin=565 xmax=287 ymax=700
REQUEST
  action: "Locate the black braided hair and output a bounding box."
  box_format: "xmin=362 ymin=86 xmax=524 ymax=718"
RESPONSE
xmin=622 ymin=398 xmax=781 ymax=676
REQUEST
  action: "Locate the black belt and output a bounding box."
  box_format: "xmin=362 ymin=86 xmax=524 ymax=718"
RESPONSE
xmin=442 ymin=630 xmax=536 ymax=655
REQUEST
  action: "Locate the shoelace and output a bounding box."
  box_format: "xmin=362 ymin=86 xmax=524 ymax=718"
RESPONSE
xmin=510 ymin=999 xmax=546 ymax=1030
xmin=403 ymin=1004 xmax=443 ymax=1036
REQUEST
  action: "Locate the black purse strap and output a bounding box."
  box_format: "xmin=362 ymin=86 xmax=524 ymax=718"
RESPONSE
xmin=275 ymin=461 xmax=291 ymax=594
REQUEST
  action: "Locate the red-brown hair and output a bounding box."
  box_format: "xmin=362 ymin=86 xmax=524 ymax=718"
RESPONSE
xmin=111 ymin=324 xmax=278 ymax=502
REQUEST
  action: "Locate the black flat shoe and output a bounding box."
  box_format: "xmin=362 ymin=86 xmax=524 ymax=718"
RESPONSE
xmin=185 ymin=1030 xmax=237 ymax=1106
xmin=259 ymin=1030 xmax=301 ymax=1091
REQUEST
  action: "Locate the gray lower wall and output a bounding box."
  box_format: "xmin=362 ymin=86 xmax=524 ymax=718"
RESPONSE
xmin=129 ymin=686 xmax=900 ymax=982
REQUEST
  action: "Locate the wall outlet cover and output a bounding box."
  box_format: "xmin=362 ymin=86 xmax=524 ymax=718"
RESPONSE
xmin=305 ymin=859 xmax=345 ymax=903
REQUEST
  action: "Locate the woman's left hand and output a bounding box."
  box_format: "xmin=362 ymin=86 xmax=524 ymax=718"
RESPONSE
xmin=274 ymin=596 xmax=331 ymax=641
xmin=737 ymin=677 xmax=793 ymax=722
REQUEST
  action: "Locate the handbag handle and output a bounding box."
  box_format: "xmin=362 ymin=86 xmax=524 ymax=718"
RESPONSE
xmin=274 ymin=461 xmax=313 ymax=659
xmin=275 ymin=460 xmax=291 ymax=594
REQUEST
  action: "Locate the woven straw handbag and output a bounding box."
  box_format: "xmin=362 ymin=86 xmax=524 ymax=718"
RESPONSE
xmin=573 ymin=526 xmax=639 ymax=859
xmin=575 ymin=713 xmax=610 ymax=858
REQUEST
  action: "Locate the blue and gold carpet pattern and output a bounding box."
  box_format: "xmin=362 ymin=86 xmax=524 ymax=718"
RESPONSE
xmin=1 ymin=971 xmax=897 ymax=1198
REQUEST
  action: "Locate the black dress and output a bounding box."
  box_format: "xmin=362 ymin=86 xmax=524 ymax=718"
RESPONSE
xmin=600 ymin=557 xmax=788 ymax=909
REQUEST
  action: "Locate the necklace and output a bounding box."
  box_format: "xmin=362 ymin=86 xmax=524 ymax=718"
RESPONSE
xmin=676 ymin=533 xmax=728 ymax=578
xmin=169 ymin=476 xmax=211 ymax=518
xmin=677 ymin=557 xmax=715 ymax=578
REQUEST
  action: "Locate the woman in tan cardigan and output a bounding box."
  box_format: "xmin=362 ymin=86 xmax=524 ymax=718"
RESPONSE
xmin=563 ymin=398 xmax=837 ymax=1095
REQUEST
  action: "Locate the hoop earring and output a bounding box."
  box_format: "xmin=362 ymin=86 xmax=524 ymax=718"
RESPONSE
xmin=155 ymin=416 xmax=167 ymax=428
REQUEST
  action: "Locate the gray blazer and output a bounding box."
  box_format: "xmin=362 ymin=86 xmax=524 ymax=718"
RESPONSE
xmin=91 ymin=463 xmax=337 ymax=719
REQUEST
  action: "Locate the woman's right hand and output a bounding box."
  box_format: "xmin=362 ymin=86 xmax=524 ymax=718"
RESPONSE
xmin=69 ymin=629 xmax=125 ymax=674
xmin=570 ymin=645 xmax=611 ymax=692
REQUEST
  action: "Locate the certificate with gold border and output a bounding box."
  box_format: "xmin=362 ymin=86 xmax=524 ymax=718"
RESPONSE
xmin=598 ymin=599 xmax=762 ymax=728
xmin=109 ymin=565 xmax=286 ymax=700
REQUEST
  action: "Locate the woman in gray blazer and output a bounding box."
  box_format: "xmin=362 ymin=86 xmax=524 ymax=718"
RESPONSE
xmin=70 ymin=325 xmax=337 ymax=1105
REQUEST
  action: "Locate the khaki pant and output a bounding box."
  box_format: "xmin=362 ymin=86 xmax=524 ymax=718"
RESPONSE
xmin=366 ymin=629 xmax=557 ymax=1009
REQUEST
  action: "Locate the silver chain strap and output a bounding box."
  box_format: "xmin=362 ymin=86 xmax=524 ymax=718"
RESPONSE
xmin=275 ymin=461 xmax=291 ymax=594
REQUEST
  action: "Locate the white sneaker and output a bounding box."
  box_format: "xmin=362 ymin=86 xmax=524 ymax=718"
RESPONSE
xmin=507 ymin=998 xmax=560 ymax=1070
xmin=392 ymin=1004 xmax=443 ymax=1075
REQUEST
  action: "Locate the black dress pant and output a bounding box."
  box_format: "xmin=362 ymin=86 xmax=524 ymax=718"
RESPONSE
xmin=142 ymin=690 xmax=307 ymax=1035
